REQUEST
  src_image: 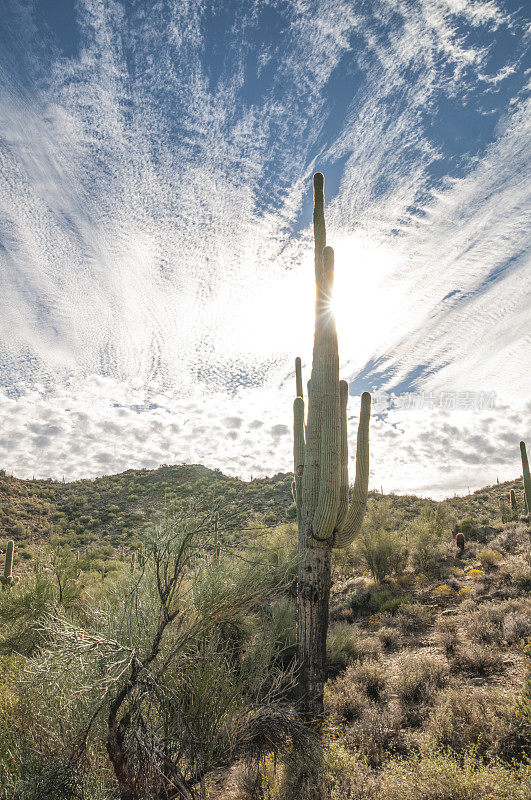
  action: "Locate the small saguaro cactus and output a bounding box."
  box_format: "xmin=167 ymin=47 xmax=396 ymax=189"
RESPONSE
xmin=520 ymin=441 xmax=531 ymax=518
xmin=509 ymin=489 xmax=519 ymax=520
xmin=456 ymin=532 xmax=465 ymax=553
xmin=293 ymin=172 xmax=371 ymax=716
xmin=1 ymin=540 xmax=18 ymax=589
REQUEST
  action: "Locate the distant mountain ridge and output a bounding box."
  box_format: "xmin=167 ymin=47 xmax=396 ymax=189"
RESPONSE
xmin=0 ymin=463 xmax=525 ymax=551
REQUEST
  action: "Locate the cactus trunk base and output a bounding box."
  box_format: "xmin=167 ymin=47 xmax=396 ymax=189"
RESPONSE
xmin=296 ymin=537 xmax=331 ymax=717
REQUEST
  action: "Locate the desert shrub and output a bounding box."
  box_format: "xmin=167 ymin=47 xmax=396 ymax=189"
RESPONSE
xmin=269 ymin=598 xmax=297 ymax=666
xmin=435 ymin=616 xmax=460 ymax=655
xmin=458 ymin=517 xmax=478 ymax=537
xmin=358 ymin=635 xmax=382 ymax=661
xmin=511 ymin=563 xmax=531 ymax=592
xmin=0 ymin=573 xmax=59 ymax=656
xmin=326 ymin=625 xmax=362 ymax=677
xmin=344 ymin=704 xmax=405 ymax=768
xmin=325 ymin=674 xmax=367 ymax=724
xmin=377 ymin=626 xmax=401 ymax=651
xmin=408 ymin=516 xmax=444 ymax=574
xmin=378 ymin=749 xmax=531 ymax=800
xmin=356 ymin=527 xmax=407 ymax=584
xmin=519 ymin=639 xmax=531 ymax=726
xmin=323 ymin=743 xmax=375 ymax=800
xmin=424 ymin=686 xmax=531 ymax=763
xmin=286 ymin=502 xmax=297 ymax=519
xmin=348 ymin=583 xmax=412 ymax=618
xmin=464 ymin=602 xmax=505 ymax=645
xmin=452 ymin=642 xmax=500 ymax=675
xmin=394 ymin=603 xmax=434 ymax=637
xmin=502 ymin=611 xmax=531 ymax=644
xmin=478 ymin=548 xmax=503 ymax=568
xmin=348 ymin=660 xmax=387 ymax=702
xmin=394 ymin=654 xmax=448 ymax=724
xmin=280 ymin=742 xmax=373 ymax=800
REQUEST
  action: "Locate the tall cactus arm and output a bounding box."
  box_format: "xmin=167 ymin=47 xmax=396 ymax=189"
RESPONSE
xmin=313 ymin=172 xmax=326 ymax=289
xmin=333 ymin=391 xmax=371 ymax=548
xmin=302 ymin=174 xmax=327 ymax=520
xmin=294 ymin=397 xmax=305 ymax=477
xmin=295 ymin=356 xmax=303 ymax=399
xmin=1 ymin=539 xmax=15 ymax=587
xmin=336 ymin=380 xmax=349 ymax=531
xmin=312 ymin=247 xmax=341 ymax=541
xmin=520 ymin=441 xmax=531 ymax=515
xmin=294 ymin=396 xmax=305 ymax=524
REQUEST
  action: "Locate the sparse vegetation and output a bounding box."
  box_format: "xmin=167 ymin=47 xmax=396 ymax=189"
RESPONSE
xmin=1 ymin=467 xmax=530 ymax=799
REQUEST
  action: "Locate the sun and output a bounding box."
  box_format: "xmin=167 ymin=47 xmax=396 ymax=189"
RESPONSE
xmin=330 ymin=232 xmax=405 ymax=366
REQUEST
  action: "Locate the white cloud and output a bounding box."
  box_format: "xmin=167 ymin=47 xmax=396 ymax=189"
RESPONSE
xmin=0 ymin=0 xmax=528 ymax=498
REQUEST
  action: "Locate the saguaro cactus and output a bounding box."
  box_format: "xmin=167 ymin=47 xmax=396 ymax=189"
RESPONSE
xmin=520 ymin=441 xmax=531 ymax=517
xmin=293 ymin=173 xmax=371 ymax=716
xmin=1 ymin=540 xmax=17 ymax=588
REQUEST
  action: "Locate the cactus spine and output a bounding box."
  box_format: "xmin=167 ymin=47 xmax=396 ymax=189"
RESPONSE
xmin=294 ymin=173 xmax=371 ymax=716
xmin=1 ymin=540 xmax=17 ymax=588
xmin=520 ymin=441 xmax=531 ymax=518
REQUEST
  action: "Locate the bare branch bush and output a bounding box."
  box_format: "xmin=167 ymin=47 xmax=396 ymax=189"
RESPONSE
xmin=18 ymin=500 xmax=312 ymax=800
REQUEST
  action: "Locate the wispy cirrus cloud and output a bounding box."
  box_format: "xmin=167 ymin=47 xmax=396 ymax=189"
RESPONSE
xmin=0 ymin=0 xmax=528 ymax=496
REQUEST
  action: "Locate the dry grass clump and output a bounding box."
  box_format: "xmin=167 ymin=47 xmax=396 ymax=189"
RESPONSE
xmin=490 ymin=523 xmax=528 ymax=553
xmin=323 ymin=743 xmax=376 ymax=800
xmin=424 ymin=686 xmax=531 ymax=763
xmin=279 ymin=742 xmax=375 ymax=800
xmin=462 ymin=598 xmax=530 ymax=646
xmin=358 ymin=634 xmax=382 ymax=661
xmin=326 ymin=626 xmax=383 ymax=678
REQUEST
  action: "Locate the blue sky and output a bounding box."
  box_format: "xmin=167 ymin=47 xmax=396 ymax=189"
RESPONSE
xmin=0 ymin=0 xmax=529 ymax=497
